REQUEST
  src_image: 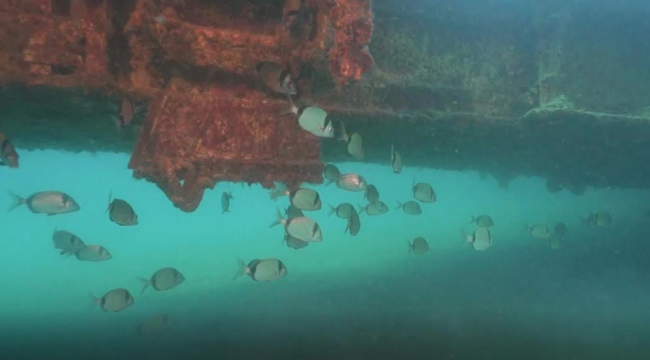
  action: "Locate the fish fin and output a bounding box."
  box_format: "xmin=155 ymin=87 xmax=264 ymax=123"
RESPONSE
xmin=107 ymin=191 xmax=113 ymax=213
xmin=343 ymin=221 xmax=350 ymax=234
xmin=47 ymin=213 xmax=57 ymax=216
xmin=88 ymin=293 xmax=101 ymax=308
xmin=269 ymin=208 xmax=285 ymax=228
xmin=7 ymin=191 xmax=25 ymax=211
xmin=138 ymin=277 xmax=151 ymax=294
xmin=228 ymin=191 xmax=233 ymax=200
xmin=328 ymin=204 xmax=336 ymax=217
xmin=233 ymin=258 xmax=247 ymax=280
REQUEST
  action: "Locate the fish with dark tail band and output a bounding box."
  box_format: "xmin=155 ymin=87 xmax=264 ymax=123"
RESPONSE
xmin=221 ymin=191 xmax=233 ymax=213
xmin=233 ymin=258 xmax=288 ymax=282
xmin=90 ymin=289 xmax=134 ymax=313
xmin=0 ymin=131 xmax=18 ymax=168
xmin=108 ymin=192 xmax=138 ymax=226
xmin=9 ymin=191 xmax=80 ymax=215
xmin=139 ymin=267 xmax=185 ymax=294
xmin=286 ymin=96 xmax=334 ymax=138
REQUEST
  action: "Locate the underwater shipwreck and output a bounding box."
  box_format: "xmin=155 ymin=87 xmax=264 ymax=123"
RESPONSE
xmin=1 ymin=0 xmax=649 ymax=212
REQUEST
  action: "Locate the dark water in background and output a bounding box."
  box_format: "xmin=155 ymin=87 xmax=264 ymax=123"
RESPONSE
xmin=1 ymin=151 xmax=649 ymax=359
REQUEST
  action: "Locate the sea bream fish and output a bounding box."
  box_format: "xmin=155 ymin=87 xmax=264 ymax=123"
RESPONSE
xmin=412 ymin=181 xmax=436 ymax=203
xmin=74 ymin=245 xmax=112 ymax=262
xmin=139 ymin=267 xmax=185 ymax=294
xmin=0 ymin=131 xmax=19 ymax=168
xmin=113 ymin=97 xmax=138 ymax=130
xmin=470 ymin=215 xmax=494 ymax=228
xmin=9 ymin=191 xmax=80 ymax=215
xmin=464 ymin=228 xmax=492 ymax=251
xmin=336 ymin=173 xmax=368 ymax=192
xmin=256 ymin=62 xmax=297 ymax=95
xmin=345 ymin=208 xmax=361 ymax=236
xmin=107 ymin=192 xmax=138 ymax=226
xmin=323 ymin=164 xmax=341 ymax=185
xmin=391 ymin=144 xmax=402 ymax=174
xmin=271 ymin=210 xmax=323 ymax=242
xmin=339 ymin=122 xmax=364 ymax=160
xmin=364 ymin=184 xmax=380 ymax=204
xmin=329 ymin=203 xmax=354 ymax=219
xmin=358 ymin=201 xmax=389 ymax=216
xmin=397 ymin=201 xmax=422 ymax=215
xmin=525 ymin=223 xmax=551 ymax=239
xmin=221 ymin=191 xmax=233 ymax=213
xmin=233 ymin=258 xmax=288 ymax=282
xmin=270 ymin=184 xmax=321 ymax=211
xmin=52 ymin=229 xmax=86 ymax=256
xmin=408 ymin=237 xmax=429 ymax=255
xmin=90 ymin=288 xmax=134 ymax=312
xmin=286 ymin=96 xmax=334 ymax=138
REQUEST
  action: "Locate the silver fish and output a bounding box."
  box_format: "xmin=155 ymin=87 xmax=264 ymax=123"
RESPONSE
xmin=9 ymin=191 xmax=80 ymax=215
xmin=221 ymin=191 xmax=233 ymax=213
xmin=138 ymin=314 xmax=172 ymax=336
xmin=233 ymin=258 xmax=288 ymax=282
xmin=554 ymin=222 xmax=568 ymax=237
xmin=323 ymin=164 xmax=341 ymax=185
xmin=288 ymin=97 xmax=334 ymax=138
xmin=75 ymin=245 xmax=112 ymax=262
xmin=91 ymin=288 xmax=134 ymax=312
xmin=336 ymin=173 xmax=368 ymax=192
xmin=52 ymin=229 xmax=86 ymax=256
xmin=271 ymin=210 xmax=323 ymax=242
xmin=284 ymin=234 xmax=309 ymax=250
xmin=391 ymin=144 xmax=402 ymax=174
xmin=358 ymin=201 xmax=389 ymax=216
xmin=397 ymin=201 xmax=422 ymax=215
xmin=408 ymin=237 xmax=429 ymax=255
xmin=525 ymin=224 xmax=551 ymax=239
xmin=339 ymin=122 xmax=364 ymax=160
xmin=329 ymin=203 xmax=354 ymax=219
xmin=465 ymin=228 xmax=492 ymax=251
xmin=470 ymin=215 xmax=494 ymax=228
xmin=364 ymin=184 xmax=380 ymax=204
xmin=114 ymin=97 xmax=136 ymax=130
xmin=108 ymin=192 xmax=138 ymax=226
xmin=344 ymin=208 xmax=361 ymax=236
xmin=0 ymin=131 xmax=19 ymax=168
xmin=270 ymin=185 xmax=321 ymax=211
xmin=412 ymin=182 xmax=436 ymax=203
xmin=139 ymin=267 xmax=185 ymax=293
xmin=256 ymin=62 xmax=297 ymax=95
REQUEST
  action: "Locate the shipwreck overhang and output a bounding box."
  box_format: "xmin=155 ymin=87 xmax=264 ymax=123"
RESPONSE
xmin=1 ymin=0 xmax=649 ymax=210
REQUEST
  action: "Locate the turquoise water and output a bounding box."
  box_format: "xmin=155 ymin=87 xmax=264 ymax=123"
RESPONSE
xmin=1 ymin=150 xmax=649 ymax=359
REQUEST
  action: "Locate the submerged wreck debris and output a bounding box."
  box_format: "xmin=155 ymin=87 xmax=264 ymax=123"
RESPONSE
xmin=2 ymin=0 xmax=650 ymax=210
xmin=0 ymin=0 xmax=374 ymax=211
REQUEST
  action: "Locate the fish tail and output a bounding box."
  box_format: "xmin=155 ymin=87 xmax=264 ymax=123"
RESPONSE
xmin=328 ymin=204 xmax=336 ymax=217
xmin=522 ymin=222 xmax=529 ymax=233
xmin=469 ymin=216 xmax=476 ymax=224
xmin=137 ymin=276 xmax=151 ymax=294
xmin=459 ymin=228 xmax=470 ymax=246
xmin=7 ymin=191 xmax=25 ymax=211
xmin=269 ymin=184 xmax=286 ymax=201
xmin=223 ymin=209 xmax=230 ymax=214
xmin=324 ymin=179 xmax=333 ymax=187
xmin=269 ymin=208 xmax=285 ymax=228
xmin=280 ymin=94 xmax=298 ymax=115
xmin=407 ymin=240 xmax=413 ymax=254
xmin=228 ymin=191 xmax=233 ymax=200
xmin=343 ymin=221 xmax=350 ymax=234
xmin=107 ymin=190 xmax=113 ymax=213
xmin=233 ymin=258 xmax=247 ymax=280
xmin=338 ymin=120 xmax=348 ymax=142
xmin=88 ymin=293 xmax=101 ymax=307
xmin=357 ymin=204 xmax=365 ymax=215
xmin=395 ymin=201 xmax=403 ymax=210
